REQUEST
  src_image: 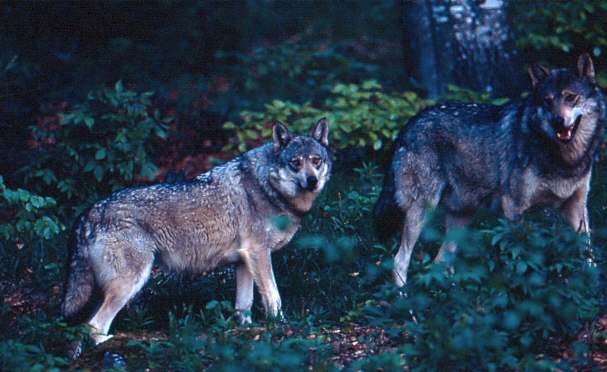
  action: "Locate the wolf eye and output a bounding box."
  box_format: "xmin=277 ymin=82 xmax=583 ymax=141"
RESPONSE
xmin=543 ymin=95 xmax=553 ymax=105
xmin=563 ymin=92 xmax=579 ymax=104
xmin=289 ymin=158 xmax=302 ymax=169
xmin=311 ymin=156 xmax=322 ymax=168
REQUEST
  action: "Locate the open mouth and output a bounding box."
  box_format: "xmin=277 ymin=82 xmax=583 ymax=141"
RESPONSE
xmin=555 ymin=115 xmax=582 ymax=143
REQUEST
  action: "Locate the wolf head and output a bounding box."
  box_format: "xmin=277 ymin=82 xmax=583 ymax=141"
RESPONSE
xmin=528 ymin=54 xmax=605 ymax=145
xmin=268 ymin=119 xmax=332 ymax=209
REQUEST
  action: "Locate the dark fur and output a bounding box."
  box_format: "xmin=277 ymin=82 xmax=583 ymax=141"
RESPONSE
xmin=375 ymin=55 xmax=605 ymax=286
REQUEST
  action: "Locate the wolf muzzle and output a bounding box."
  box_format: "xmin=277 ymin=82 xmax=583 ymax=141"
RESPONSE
xmin=305 ymin=176 xmax=318 ymax=191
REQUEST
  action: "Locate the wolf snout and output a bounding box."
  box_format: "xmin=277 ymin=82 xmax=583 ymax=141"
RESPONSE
xmin=304 ymin=175 xmax=318 ymax=191
xmin=552 ymin=116 xmax=565 ymax=128
xmin=553 ymin=115 xmax=581 ymax=142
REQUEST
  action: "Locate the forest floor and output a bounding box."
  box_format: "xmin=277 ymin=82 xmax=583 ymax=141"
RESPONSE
xmin=4 ymin=275 xmax=607 ymax=370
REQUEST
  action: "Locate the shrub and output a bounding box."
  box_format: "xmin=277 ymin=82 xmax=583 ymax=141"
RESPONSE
xmin=128 ymin=302 xmax=332 ymax=371
xmin=0 ymin=308 xmax=87 ymax=372
xmin=223 ymin=80 xmax=433 ymax=153
xmin=363 ymin=219 xmax=599 ymax=370
xmin=23 ymin=81 xmax=172 ymax=216
xmin=0 ymin=176 xmax=63 ymax=279
xmin=513 ymin=1 xmax=607 ymax=56
xmin=217 ymin=39 xmax=384 ymax=109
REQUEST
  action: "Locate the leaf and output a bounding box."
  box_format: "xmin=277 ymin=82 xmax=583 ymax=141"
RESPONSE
xmin=115 ymin=80 xmax=124 ymax=93
xmin=95 ymin=148 xmax=106 ymax=160
xmin=84 ymin=159 xmax=96 ymax=172
xmin=516 ymin=261 xmax=528 ymax=274
xmin=84 ymin=116 xmax=95 ymax=128
xmin=94 ymin=166 xmax=104 ymax=182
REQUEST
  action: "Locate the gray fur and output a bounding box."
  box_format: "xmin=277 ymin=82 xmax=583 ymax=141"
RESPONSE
xmin=62 ymin=119 xmax=331 ymax=344
xmin=374 ymin=55 xmax=605 ymax=287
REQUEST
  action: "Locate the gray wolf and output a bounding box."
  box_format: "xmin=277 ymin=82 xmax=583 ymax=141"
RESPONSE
xmin=374 ymin=54 xmax=605 ymax=287
xmin=62 ymin=119 xmax=331 ymax=344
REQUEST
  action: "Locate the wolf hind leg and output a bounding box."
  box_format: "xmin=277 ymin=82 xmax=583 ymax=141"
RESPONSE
xmin=434 ymin=213 xmax=471 ymax=264
xmin=393 ymin=204 xmax=424 ymax=287
xmin=88 ymin=243 xmax=154 ymax=345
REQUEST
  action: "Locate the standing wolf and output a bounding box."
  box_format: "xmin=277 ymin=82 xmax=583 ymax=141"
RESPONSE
xmin=62 ymin=119 xmax=331 ymax=344
xmin=374 ymin=54 xmax=605 ymax=287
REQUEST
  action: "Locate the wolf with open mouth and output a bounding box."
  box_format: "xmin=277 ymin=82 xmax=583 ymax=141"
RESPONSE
xmin=374 ymin=54 xmax=605 ymax=287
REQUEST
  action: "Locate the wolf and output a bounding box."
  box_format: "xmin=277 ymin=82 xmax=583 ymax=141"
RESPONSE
xmin=62 ymin=119 xmax=331 ymax=344
xmin=374 ymin=54 xmax=605 ymax=287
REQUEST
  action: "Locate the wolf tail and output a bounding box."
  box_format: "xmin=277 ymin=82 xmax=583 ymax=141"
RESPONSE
xmin=62 ymin=221 xmax=95 ymax=321
xmin=373 ymin=165 xmax=403 ymax=241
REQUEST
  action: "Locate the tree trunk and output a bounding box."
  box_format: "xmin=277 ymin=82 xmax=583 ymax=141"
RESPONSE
xmin=402 ymin=0 xmax=523 ymax=98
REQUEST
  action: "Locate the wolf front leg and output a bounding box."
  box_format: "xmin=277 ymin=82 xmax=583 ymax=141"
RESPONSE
xmin=561 ymin=183 xmax=593 ymax=263
xmin=234 ymin=263 xmax=254 ymax=324
xmin=243 ymin=247 xmax=283 ymax=320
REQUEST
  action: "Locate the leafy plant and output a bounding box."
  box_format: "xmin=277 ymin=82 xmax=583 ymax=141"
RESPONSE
xmin=514 ymin=1 xmax=607 ymax=55
xmin=128 ymin=302 xmax=332 ymax=371
xmin=0 ymin=309 xmax=88 ymax=372
xmin=443 ymin=85 xmax=510 ymax=105
xmin=0 ymin=175 xmax=63 ymax=279
xmin=23 ymin=81 xmax=172 ymax=216
xmin=223 ymin=80 xmax=432 ymax=153
xmin=363 ymin=219 xmax=599 ymax=370
xmin=0 ymin=175 xmax=62 ymax=243
xmin=217 ymin=39 xmax=383 ymax=109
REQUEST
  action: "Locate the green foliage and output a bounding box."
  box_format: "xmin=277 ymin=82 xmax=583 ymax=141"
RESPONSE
xmin=128 ymin=302 xmax=331 ymax=371
xmin=514 ymin=1 xmax=607 ymax=55
xmin=3 ymin=3 xmax=607 ymax=369
xmin=0 ymin=175 xmax=63 ymax=279
xmin=224 ymin=80 xmax=432 ymax=153
xmin=218 ymin=39 xmax=384 ymax=108
xmin=24 ymin=81 xmax=171 ymax=215
xmin=0 ymin=175 xmax=63 ymax=243
xmin=0 ymin=308 xmax=87 ymax=371
xmin=443 ymin=85 xmax=510 ymax=105
xmin=363 ymin=220 xmax=599 ymax=370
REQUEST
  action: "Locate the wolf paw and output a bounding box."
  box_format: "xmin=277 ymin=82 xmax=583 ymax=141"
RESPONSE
xmin=277 ymin=310 xmax=287 ymax=323
xmin=585 ymin=256 xmax=597 ymax=268
xmin=267 ymin=310 xmax=287 ymax=324
xmin=66 ymin=340 xmax=83 ymax=360
xmin=235 ymin=310 xmax=253 ymax=325
xmin=396 ymin=287 xmax=418 ymax=324
xmin=103 ymin=351 xmax=127 ymax=370
xmin=583 ymin=245 xmax=596 ymax=268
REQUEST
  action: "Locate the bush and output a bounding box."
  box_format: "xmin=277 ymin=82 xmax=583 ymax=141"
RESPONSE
xmin=128 ymin=302 xmax=332 ymax=371
xmin=514 ymin=1 xmax=607 ymax=56
xmin=0 ymin=176 xmax=63 ymax=279
xmin=0 ymin=307 xmax=88 ymax=371
xmin=22 ymin=81 xmax=172 ymax=216
xmin=224 ymin=80 xmax=432 ymax=153
xmin=363 ymin=219 xmax=599 ymax=370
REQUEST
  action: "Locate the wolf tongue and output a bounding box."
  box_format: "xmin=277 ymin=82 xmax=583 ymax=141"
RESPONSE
xmin=557 ymin=129 xmax=572 ymax=140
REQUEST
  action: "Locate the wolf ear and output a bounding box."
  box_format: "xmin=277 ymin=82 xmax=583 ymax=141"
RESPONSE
xmin=310 ymin=118 xmax=329 ymax=147
xmin=528 ymin=64 xmax=550 ymax=87
xmin=577 ymin=53 xmax=595 ymax=82
xmin=272 ymin=121 xmax=291 ymax=152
